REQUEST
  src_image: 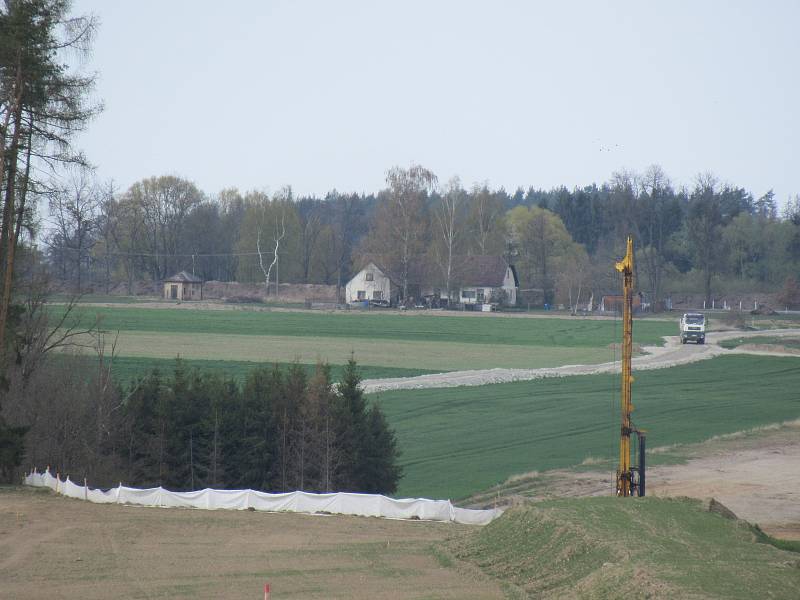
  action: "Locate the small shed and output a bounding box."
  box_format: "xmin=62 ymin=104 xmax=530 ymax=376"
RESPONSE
xmin=163 ymin=271 xmax=203 ymax=301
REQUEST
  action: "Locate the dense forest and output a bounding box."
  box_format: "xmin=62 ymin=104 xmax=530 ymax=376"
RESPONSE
xmin=41 ymin=165 xmax=800 ymax=308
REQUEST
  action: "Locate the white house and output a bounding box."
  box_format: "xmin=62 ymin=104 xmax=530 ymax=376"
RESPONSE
xmin=345 ymin=256 xmax=519 ymax=307
xmin=441 ymin=255 xmax=518 ymax=306
xmin=345 ymin=262 xmax=394 ymax=304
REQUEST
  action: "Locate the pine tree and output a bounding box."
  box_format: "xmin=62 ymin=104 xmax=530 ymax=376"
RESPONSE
xmin=0 ymin=409 xmax=26 ymax=482
xmin=334 ymin=357 xmax=368 ymax=491
xmin=231 ymin=365 xmax=277 ymax=490
xmin=359 ymin=403 xmax=402 ymax=495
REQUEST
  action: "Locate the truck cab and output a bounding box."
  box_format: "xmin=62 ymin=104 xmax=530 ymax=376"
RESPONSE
xmin=679 ymin=313 xmax=706 ymax=344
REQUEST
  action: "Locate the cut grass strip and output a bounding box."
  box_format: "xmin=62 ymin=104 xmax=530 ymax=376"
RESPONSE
xmin=68 ymin=330 xmax=615 ymax=371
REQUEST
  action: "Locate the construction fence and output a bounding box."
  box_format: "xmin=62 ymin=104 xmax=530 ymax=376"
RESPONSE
xmin=23 ymin=468 xmax=502 ymax=526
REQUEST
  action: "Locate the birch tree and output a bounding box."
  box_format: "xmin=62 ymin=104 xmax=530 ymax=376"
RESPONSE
xmin=468 ymin=183 xmax=506 ymax=255
xmin=362 ymin=165 xmax=436 ymax=302
xmin=434 ymin=176 xmax=465 ymax=301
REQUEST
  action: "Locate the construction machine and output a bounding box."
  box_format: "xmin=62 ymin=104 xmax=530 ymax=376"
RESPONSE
xmin=615 ymin=237 xmax=646 ymax=497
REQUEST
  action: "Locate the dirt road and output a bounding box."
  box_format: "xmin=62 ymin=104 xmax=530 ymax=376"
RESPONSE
xmin=362 ymin=328 xmax=800 ymax=393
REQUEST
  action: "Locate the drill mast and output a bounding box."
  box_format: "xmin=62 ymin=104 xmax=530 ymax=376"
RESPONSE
xmin=615 ymin=236 xmax=645 ymax=497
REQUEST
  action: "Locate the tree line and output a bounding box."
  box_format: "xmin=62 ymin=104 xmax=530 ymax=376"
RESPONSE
xmin=3 ymin=325 xmax=403 ymax=494
xmin=121 ymin=358 xmax=401 ymax=494
xmin=42 ymin=165 xmax=800 ymax=309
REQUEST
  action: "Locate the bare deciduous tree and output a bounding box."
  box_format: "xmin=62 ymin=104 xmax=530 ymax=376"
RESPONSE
xmin=47 ymin=168 xmax=103 ymax=293
xmin=256 ymin=193 xmax=288 ymax=297
xmin=434 ymin=176 xmax=465 ymax=301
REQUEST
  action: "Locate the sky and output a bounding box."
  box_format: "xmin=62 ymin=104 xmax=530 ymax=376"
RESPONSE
xmin=71 ymin=0 xmax=799 ymax=204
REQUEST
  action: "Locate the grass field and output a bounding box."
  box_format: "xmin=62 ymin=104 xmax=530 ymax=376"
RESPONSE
xmin=377 ymin=355 xmax=800 ymax=500
xmin=54 ymin=304 xmax=675 ymax=373
xmin=61 ymin=304 xmax=675 ymax=347
xmin=721 ymin=335 xmax=800 ymax=350
xmin=4 ymin=489 xmax=797 ymax=599
xmin=451 ymin=497 xmax=800 ymax=599
xmin=0 ymin=487 xmax=504 ymax=600
xmin=82 ymin=330 xmax=616 ymax=372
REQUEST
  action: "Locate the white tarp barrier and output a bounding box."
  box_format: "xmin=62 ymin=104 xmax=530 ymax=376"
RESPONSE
xmin=23 ymin=468 xmax=502 ymax=525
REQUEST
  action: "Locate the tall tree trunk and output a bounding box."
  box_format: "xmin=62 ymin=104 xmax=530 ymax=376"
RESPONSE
xmin=0 ymin=103 xmax=24 ymax=358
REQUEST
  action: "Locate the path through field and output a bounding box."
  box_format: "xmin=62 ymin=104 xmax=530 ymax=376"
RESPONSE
xmin=362 ymin=328 xmax=800 ymax=392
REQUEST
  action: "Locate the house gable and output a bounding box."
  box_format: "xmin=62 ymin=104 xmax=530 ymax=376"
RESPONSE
xmin=345 ymin=262 xmax=395 ymax=303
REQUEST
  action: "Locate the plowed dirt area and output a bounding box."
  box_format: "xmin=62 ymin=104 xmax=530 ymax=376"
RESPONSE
xmin=0 ymin=487 xmax=502 ymax=600
xmin=489 ymin=421 xmax=800 ymax=540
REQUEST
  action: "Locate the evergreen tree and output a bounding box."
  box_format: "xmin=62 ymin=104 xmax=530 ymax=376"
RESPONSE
xmin=0 ymin=409 xmax=26 ymax=482
xmin=359 ymin=403 xmax=402 ymax=495
xmin=227 ymin=365 xmax=274 ymax=490
xmin=334 ymin=357 xmax=368 ymax=491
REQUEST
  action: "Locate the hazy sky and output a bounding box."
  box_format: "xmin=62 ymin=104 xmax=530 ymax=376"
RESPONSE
xmin=72 ymin=1 xmax=798 ymax=203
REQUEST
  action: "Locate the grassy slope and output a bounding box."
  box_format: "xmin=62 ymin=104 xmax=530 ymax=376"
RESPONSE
xmin=107 ymin=355 xmax=436 ymax=385
xmin=378 ymin=355 xmax=800 ymax=499
xmin=449 ymin=497 xmax=800 ymax=599
xmin=58 ymin=305 xmax=674 ymax=347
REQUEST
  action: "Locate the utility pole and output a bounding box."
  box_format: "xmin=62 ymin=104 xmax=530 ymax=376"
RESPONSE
xmin=615 ymin=236 xmax=646 ymax=497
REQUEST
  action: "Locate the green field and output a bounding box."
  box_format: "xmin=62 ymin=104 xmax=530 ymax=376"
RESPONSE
xmin=721 ymin=335 xmax=800 ymax=350
xmin=377 ymin=355 xmax=800 ymax=499
xmin=55 ymin=304 xmax=675 ymax=373
xmin=60 ymin=305 xmax=674 ymax=347
xmin=451 ymin=497 xmax=800 ymax=599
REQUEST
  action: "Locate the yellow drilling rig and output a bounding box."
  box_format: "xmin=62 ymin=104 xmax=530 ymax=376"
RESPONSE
xmin=615 ymin=237 xmax=646 ymax=497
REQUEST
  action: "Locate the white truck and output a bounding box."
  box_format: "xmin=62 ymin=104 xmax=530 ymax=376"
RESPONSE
xmin=679 ymin=313 xmax=706 ymax=344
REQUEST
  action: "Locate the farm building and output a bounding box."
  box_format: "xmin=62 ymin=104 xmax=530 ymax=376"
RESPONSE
xmin=452 ymin=256 xmax=519 ymax=307
xmin=345 ymin=256 xmax=519 ymax=307
xmin=163 ymin=271 xmax=203 ymax=301
xmin=345 ymin=262 xmax=394 ymax=304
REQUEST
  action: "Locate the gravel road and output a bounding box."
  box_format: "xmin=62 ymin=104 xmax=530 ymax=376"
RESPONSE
xmin=362 ymin=328 xmax=800 ymax=393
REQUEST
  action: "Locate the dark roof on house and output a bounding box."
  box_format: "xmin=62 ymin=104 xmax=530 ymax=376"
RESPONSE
xmin=164 ymin=270 xmax=203 ymax=283
xmin=355 ymin=255 xmax=518 ymax=288
xmin=454 ymin=255 xmax=518 ymax=288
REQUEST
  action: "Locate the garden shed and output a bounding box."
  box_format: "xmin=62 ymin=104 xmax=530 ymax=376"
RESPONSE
xmin=163 ymin=271 xmax=203 ymax=301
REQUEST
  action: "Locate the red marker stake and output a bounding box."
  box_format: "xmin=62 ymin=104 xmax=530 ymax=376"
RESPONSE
xmin=264 ymin=582 xmax=270 ymax=600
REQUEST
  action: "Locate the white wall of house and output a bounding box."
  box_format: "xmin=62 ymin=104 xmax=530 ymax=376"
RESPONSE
xmin=459 ymin=268 xmax=517 ymax=306
xmin=502 ymin=267 xmax=517 ymax=305
xmin=345 ymin=263 xmax=393 ymax=303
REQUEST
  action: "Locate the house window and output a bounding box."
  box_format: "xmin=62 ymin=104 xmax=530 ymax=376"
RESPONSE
xmin=365 ymin=272 xmax=374 ymax=281
xmin=477 ymin=288 xmax=485 ymax=303
xmin=357 ymin=291 xmax=366 ymax=300
xmin=462 ymin=290 xmax=476 ymax=300
xmin=373 ymin=291 xmax=383 ymax=300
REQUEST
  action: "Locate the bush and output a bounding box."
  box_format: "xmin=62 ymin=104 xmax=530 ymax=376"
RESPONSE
xmin=720 ymin=311 xmax=746 ymax=329
xmin=777 ymin=276 xmax=800 ymax=309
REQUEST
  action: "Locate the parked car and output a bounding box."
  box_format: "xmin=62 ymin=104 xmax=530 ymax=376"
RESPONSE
xmin=369 ymin=299 xmax=391 ymax=308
